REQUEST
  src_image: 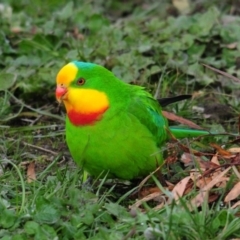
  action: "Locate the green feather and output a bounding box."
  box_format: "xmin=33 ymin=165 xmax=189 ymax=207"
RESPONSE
xmin=169 ymin=127 xmax=209 ymax=139
xmin=58 ymin=61 xmax=209 ymax=180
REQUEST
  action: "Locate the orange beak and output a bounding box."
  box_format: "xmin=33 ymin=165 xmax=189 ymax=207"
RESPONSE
xmin=56 ymin=85 xmax=67 ymax=103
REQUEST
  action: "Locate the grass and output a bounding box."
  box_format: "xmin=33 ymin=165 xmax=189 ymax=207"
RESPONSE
xmin=1 ymin=0 xmax=240 ymax=239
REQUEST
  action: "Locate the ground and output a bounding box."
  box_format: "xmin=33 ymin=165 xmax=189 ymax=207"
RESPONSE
xmin=1 ymin=0 xmax=240 ymax=239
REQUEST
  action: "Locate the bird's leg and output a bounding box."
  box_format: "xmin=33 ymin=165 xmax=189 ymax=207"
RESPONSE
xmin=81 ymin=176 xmax=93 ymax=191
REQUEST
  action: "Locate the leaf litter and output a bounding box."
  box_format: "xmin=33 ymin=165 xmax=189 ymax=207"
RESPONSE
xmin=131 ymin=141 xmax=240 ymax=211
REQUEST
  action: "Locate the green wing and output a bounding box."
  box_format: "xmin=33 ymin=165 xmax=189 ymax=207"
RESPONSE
xmin=127 ymin=85 xmax=169 ymax=145
xmin=126 ymin=85 xmax=209 ymax=140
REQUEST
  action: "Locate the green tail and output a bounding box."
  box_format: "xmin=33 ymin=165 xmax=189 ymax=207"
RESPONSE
xmin=169 ymin=126 xmax=210 ymax=139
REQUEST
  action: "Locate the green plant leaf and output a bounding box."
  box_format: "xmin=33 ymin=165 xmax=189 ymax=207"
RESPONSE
xmin=0 ymin=208 xmax=16 ymax=229
xmin=0 ymin=73 xmax=16 ymax=90
xmin=24 ymin=221 xmax=40 ymax=235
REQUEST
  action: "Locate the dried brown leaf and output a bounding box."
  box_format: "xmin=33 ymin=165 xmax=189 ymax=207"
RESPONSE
xmin=231 ymin=154 xmax=240 ymax=164
xmin=196 ymin=177 xmax=213 ymax=189
xmin=231 ymin=200 xmax=240 ymax=209
xmin=171 ymin=176 xmax=192 ymax=201
xmin=131 ymin=192 xmax=164 ymax=208
xmin=139 ymin=187 xmax=161 ymax=198
xmin=198 ymin=160 xmax=219 ymax=170
xmin=228 ymin=147 xmax=240 ymax=153
xmin=188 ymin=167 xmax=231 ymax=210
xmin=226 ymin=42 xmax=238 ymax=49
xmin=210 ymin=154 xmax=222 ymax=179
xmin=154 ymin=202 xmax=165 ymax=210
xmin=166 ymin=181 xmax=175 ymax=190
xmin=162 ymin=111 xmax=203 ymax=129
xmin=181 ymin=153 xmax=218 ymax=170
xmin=190 ymin=171 xmax=202 ymax=181
xmin=172 ymin=0 xmax=190 ymax=14
xmin=11 ymin=27 xmax=22 ymax=33
xmin=210 ymin=154 xmax=220 ymax=165
xmin=224 ymin=181 xmax=240 ymax=203
xmin=208 ymin=194 xmax=219 ymax=203
xmin=181 ymin=152 xmax=193 ymax=165
xmin=215 ymin=177 xmax=229 ymax=188
xmin=210 ymin=143 xmax=232 ymax=156
xmin=27 ymin=162 xmax=36 ymax=183
xmin=181 ymin=153 xmax=202 ymax=166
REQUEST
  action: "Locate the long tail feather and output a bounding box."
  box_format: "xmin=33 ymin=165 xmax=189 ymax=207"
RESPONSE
xmin=157 ymin=95 xmax=192 ymax=107
xmin=169 ymin=126 xmax=210 ymax=139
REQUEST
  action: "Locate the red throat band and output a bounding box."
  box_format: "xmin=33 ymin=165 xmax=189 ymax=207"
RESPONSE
xmin=67 ymin=107 xmax=109 ymax=126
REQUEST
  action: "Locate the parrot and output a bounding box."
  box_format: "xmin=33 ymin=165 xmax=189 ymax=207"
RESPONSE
xmin=55 ymin=61 xmax=209 ymax=180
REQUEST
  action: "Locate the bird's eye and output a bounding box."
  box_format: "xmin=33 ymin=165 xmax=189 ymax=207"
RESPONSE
xmin=77 ymin=78 xmax=85 ymax=85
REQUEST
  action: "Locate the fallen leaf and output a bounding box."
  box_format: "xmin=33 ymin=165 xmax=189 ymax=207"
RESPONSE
xmin=190 ymin=171 xmax=202 ymax=181
xmin=181 ymin=153 xmax=202 ymax=166
xmin=231 ymin=154 xmax=240 ymax=164
xmin=181 ymin=153 xmax=218 ymax=170
xmin=191 ymin=91 xmax=205 ymax=99
xmin=228 ymin=147 xmax=240 ymax=153
xmin=211 ymin=154 xmax=220 ymax=165
xmin=131 ymin=192 xmax=164 ymax=209
xmin=162 ymin=111 xmax=203 ymax=129
xmin=226 ymin=42 xmax=238 ymax=49
xmin=188 ymin=167 xmax=231 ymax=210
xmin=210 ymin=143 xmax=232 ymax=156
xmin=27 ymin=162 xmax=36 ymax=183
xmin=208 ymin=194 xmax=219 ymax=203
xmin=211 ymin=154 xmax=222 ymax=180
xmin=198 ymin=159 xmax=219 ymax=170
xmin=154 ymin=202 xmax=165 ymax=210
xmin=166 ymin=181 xmax=175 ymax=190
xmin=139 ymin=187 xmax=161 ymax=198
xmin=172 ymin=0 xmax=190 ymax=14
xmin=196 ymin=177 xmax=213 ymax=189
xmin=224 ymin=181 xmax=240 ymax=203
xmin=231 ymin=200 xmax=240 ymax=209
xmin=216 ymin=177 xmax=229 ymax=188
xmin=11 ymin=27 xmax=22 ymax=33
xmin=171 ymin=176 xmax=192 ymax=201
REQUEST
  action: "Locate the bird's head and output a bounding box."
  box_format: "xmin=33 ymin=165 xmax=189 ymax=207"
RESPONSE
xmin=56 ymin=61 xmax=119 ymax=125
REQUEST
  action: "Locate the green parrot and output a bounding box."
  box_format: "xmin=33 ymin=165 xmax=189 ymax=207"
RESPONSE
xmin=56 ymin=61 xmax=208 ymax=180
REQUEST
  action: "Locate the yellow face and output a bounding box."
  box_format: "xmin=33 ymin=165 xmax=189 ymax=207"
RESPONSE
xmin=56 ymin=63 xmax=109 ymax=114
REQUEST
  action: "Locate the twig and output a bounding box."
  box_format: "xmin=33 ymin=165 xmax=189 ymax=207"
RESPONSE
xmin=8 ymin=91 xmax=64 ymax=121
xmin=8 ymin=138 xmax=58 ymax=156
xmin=202 ymin=63 xmax=240 ymax=83
xmin=22 ymin=142 xmax=58 ymax=156
xmin=30 ymin=114 xmax=43 ymax=126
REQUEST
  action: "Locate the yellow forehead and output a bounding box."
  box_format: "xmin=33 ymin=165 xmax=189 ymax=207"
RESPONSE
xmin=56 ymin=63 xmax=78 ymax=85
